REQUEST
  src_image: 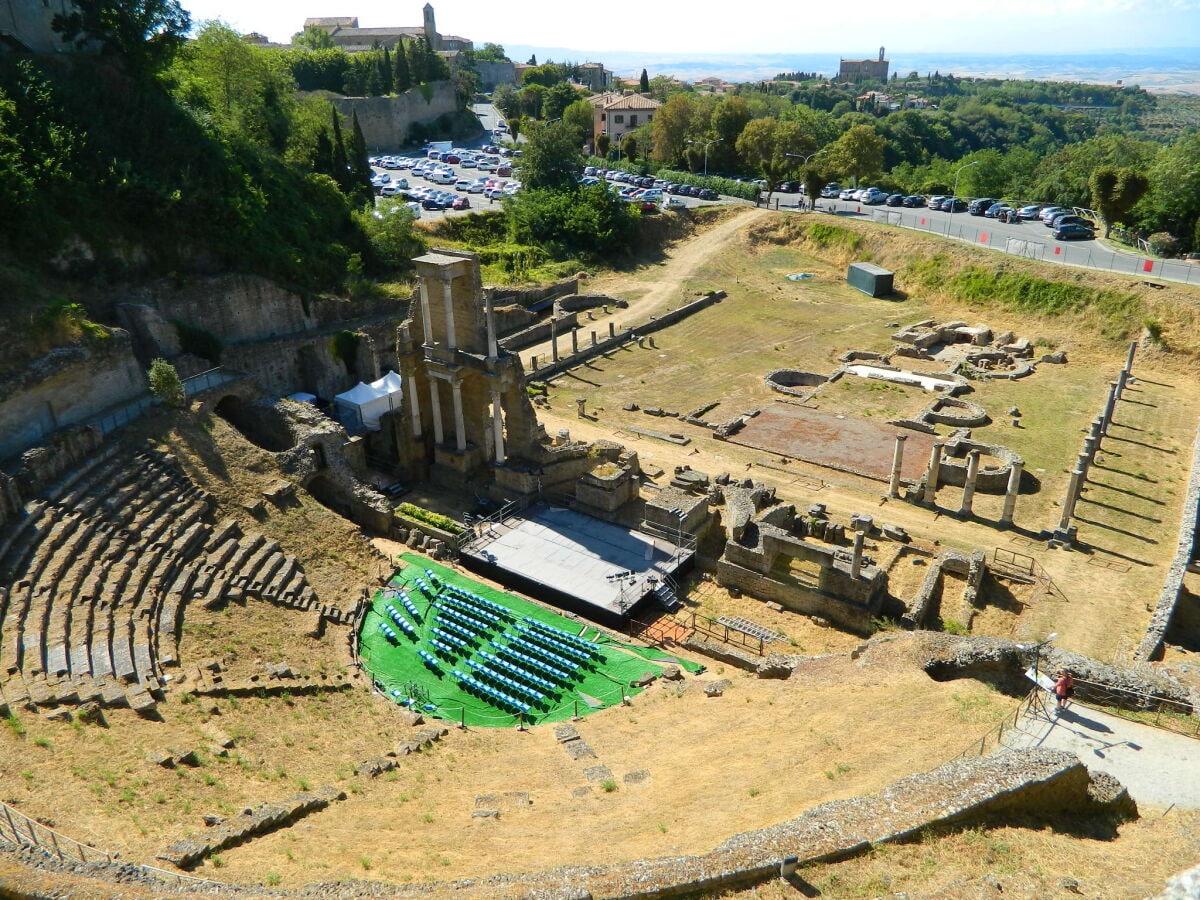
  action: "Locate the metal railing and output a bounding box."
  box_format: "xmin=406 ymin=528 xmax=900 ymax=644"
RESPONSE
xmin=849 ymin=205 xmax=1200 ymax=286
xmin=633 ymin=609 xmax=772 ymax=656
xmin=953 ymin=687 xmax=1038 ymax=759
xmin=181 ymin=366 xmax=237 ymax=396
xmin=0 ymin=796 xmax=112 ymax=864
xmin=1071 ymin=676 xmax=1200 ymax=740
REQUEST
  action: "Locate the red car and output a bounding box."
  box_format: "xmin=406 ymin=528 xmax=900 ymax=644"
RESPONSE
xmin=451 ymin=196 xmax=470 ymax=210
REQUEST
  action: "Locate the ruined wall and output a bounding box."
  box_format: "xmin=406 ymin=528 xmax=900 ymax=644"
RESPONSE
xmin=1139 ymin=425 xmax=1200 ymax=661
xmin=331 ymin=84 xmax=461 ymax=151
xmin=0 ymin=333 xmax=144 ymax=461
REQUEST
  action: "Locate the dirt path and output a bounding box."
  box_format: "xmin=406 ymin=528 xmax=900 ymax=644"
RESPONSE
xmin=519 ymin=206 xmax=774 ymax=365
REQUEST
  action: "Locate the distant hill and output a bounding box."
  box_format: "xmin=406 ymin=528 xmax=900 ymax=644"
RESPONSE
xmin=505 ymin=46 xmax=1200 ymax=93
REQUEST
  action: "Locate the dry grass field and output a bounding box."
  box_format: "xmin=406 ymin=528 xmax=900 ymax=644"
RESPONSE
xmin=3 ymin=207 xmax=1200 ymax=898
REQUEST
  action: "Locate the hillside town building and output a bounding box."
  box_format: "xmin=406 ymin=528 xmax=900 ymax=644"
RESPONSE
xmin=838 ymin=47 xmax=889 ymax=82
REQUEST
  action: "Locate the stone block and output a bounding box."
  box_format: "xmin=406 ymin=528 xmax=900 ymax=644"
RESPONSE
xmin=584 ymin=764 xmax=613 ymax=784
xmin=147 ymin=749 xmax=175 ymax=768
xmin=704 ymin=679 xmax=732 ymax=697
xmin=623 ymin=769 xmax=651 ymax=785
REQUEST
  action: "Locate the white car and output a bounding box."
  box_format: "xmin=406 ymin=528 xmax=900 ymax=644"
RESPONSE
xmin=429 ymin=169 xmax=456 ymax=185
xmin=467 ymin=179 xmax=488 ymax=194
xmin=459 ymin=157 xmax=478 ymax=168
xmin=379 ymin=184 xmax=402 ymax=197
xmin=662 ymin=196 xmax=686 ymax=209
xmin=454 ymin=178 xmax=473 ymax=191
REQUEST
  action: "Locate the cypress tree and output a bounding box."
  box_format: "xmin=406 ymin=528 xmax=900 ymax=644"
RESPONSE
xmin=382 ymin=47 xmax=394 ymax=93
xmin=330 ymin=106 xmax=350 ymax=192
xmin=639 ymin=68 xmax=649 ymax=92
xmin=393 ymin=39 xmax=412 ymax=91
xmin=314 ymin=127 xmax=334 ymax=178
xmin=407 ymin=37 xmax=426 ymax=84
xmin=348 ymin=109 xmax=374 ymax=207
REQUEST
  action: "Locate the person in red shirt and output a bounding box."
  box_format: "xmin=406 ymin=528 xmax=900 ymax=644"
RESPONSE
xmin=1054 ymin=670 xmax=1074 ymax=714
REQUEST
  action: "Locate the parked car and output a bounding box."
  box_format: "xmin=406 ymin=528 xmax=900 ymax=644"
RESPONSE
xmin=902 ymin=195 xmax=926 ymax=207
xmin=662 ymin=196 xmax=686 ymax=209
xmin=839 ymin=188 xmax=857 ymax=200
xmin=1017 ymin=205 xmax=1043 ymax=220
xmin=1054 ymin=223 xmax=1095 ymax=241
xmin=421 ymin=196 xmax=445 ymax=210
xmin=885 ymin=193 xmax=905 ymax=207
xmin=820 ymin=183 xmax=841 ymax=198
xmin=968 ymin=198 xmax=995 ymax=215
xmin=928 ymin=195 xmax=946 ymax=209
xmin=1052 ymin=214 xmax=1095 ymax=230
xmin=862 ymin=188 xmax=889 ymax=204
xmin=944 ymin=198 xmax=968 ymax=212
xmin=1040 ymin=206 xmax=1068 ymax=225
xmin=451 ymin=196 xmax=470 ymax=210
xmin=699 ymin=188 xmax=718 ymax=201
xmin=984 ymin=202 xmax=1009 ymax=218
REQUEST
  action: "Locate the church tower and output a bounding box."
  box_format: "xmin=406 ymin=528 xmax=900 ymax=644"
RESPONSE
xmin=423 ymin=3 xmax=440 ymax=51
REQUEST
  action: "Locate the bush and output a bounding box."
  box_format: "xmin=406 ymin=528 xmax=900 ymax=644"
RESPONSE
xmin=505 ymin=183 xmax=638 ymax=260
xmin=1147 ymin=232 xmax=1180 ymax=257
xmin=396 ymin=503 xmax=463 ymax=534
xmin=147 ymin=358 xmax=185 ymax=408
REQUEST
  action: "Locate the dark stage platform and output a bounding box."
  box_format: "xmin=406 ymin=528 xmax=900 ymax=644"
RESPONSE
xmin=457 ymin=504 xmax=691 ymax=628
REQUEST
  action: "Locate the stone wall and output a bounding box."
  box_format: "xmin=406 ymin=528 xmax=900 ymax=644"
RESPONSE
xmin=716 ymin=558 xmax=878 ymax=634
xmin=499 ymin=311 xmax=580 ymax=353
xmin=1138 ymin=425 xmax=1200 ymax=661
xmin=0 ymin=333 xmax=145 ymax=462
xmin=474 ymin=59 xmax=516 ymax=90
xmin=331 ymin=84 xmax=461 ymax=151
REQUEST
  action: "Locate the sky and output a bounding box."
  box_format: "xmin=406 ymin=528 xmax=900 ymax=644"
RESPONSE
xmin=179 ymin=0 xmax=1200 ymax=59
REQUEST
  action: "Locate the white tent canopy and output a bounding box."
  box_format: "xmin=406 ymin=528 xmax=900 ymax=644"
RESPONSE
xmin=334 ymin=370 xmax=404 ymax=431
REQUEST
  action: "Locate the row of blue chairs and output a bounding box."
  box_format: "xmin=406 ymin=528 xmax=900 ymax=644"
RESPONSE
xmin=442 ymin=585 xmax=513 ymax=620
xmin=399 ymin=593 xmax=422 ymax=620
xmin=418 ymin=649 xmax=440 ymax=671
xmin=429 ymin=637 xmax=459 ymax=658
xmin=430 ymin=629 xmax=470 ymax=655
xmin=524 ymin=618 xmax=600 ymax=656
xmin=478 ymin=650 xmax=559 ymax=693
xmin=384 ymin=605 xmax=417 ymax=638
xmin=472 ymin=664 xmax=545 ymax=705
xmin=499 ymin=642 xmax=574 ymax=683
xmin=433 ymin=602 xmax=494 ymax=636
xmin=454 ymin=670 xmax=531 ymax=715
xmin=441 ymin=594 xmax=506 ymax=627
xmin=378 ymin=622 xmax=404 ymax=643
xmin=437 ymin=619 xmax=478 ymax=646
xmin=509 ymin=636 xmax=581 ymax=674
xmin=514 ymin=624 xmax=593 ymax=665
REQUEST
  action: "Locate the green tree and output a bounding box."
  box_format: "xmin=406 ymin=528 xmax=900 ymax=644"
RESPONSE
xmin=506 ymin=183 xmax=637 ymax=259
xmin=346 ymin=109 xmax=374 ymax=207
xmin=392 ymin=39 xmax=412 ymax=92
xmin=562 ymin=99 xmax=594 ymax=150
xmin=330 ymin=105 xmax=350 ymax=192
xmin=147 ymin=358 xmax=185 ymax=408
xmin=736 ymin=117 xmax=805 ymax=201
xmin=519 ymin=83 xmax=547 ymax=119
xmin=596 ymin=132 xmax=610 ymax=158
xmin=492 ymin=82 xmax=519 ymax=120
xmin=1090 ymin=167 xmax=1150 ymax=238
xmin=292 ymin=24 xmax=334 ymax=50
xmin=825 ymin=123 xmax=885 ymax=185
xmin=354 ymin=200 xmax=425 ymax=270
xmin=1145 ymin=133 xmax=1200 ymax=248
xmin=406 ymin=37 xmax=427 ymax=84
xmin=53 ymin=0 xmax=190 ymax=76
xmin=639 ymin=69 xmax=650 ymax=93
xmin=521 ymin=120 xmax=584 ymax=191
xmin=620 ymin=133 xmax=639 ymax=163
xmin=650 ymin=93 xmax=699 ymax=166
xmin=542 ymin=82 xmax=579 ymax=121
xmin=801 ymin=167 xmax=826 ymax=210
xmin=475 ymin=42 xmax=509 ymax=62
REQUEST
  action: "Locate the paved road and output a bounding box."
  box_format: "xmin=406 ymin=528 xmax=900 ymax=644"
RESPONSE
xmin=1001 ymin=695 xmax=1200 ymax=810
xmin=769 ymin=194 xmax=1200 ymax=286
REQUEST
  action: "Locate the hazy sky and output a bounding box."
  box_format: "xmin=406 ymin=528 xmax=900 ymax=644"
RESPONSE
xmin=181 ymin=0 xmax=1200 ymax=57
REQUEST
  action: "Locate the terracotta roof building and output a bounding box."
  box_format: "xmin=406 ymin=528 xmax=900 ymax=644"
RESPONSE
xmin=588 ymin=92 xmax=661 ymax=153
xmin=302 ymin=4 xmax=471 ymax=54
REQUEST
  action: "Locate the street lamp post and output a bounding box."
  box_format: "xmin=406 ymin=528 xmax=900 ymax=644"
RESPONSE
xmin=786 ymin=148 xmax=828 ymax=208
xmin=951 ymin=160 xmax=979 ymax=214
xmin=687 ymin=138 xmax=723 ymax=177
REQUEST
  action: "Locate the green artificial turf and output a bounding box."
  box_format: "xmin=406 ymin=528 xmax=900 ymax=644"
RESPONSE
xmin=358 ymin=554 xmax=700 ymax=727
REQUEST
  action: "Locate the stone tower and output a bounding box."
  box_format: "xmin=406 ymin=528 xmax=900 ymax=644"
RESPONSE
xmin=422 ymin=3 xmax=439 ymax=51
xmin=879 ymin=46 xmax=885 ymax=61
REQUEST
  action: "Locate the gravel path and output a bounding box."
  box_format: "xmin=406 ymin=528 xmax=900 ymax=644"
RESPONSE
xmin=1002 ymin=694 xmax=1200 ymax=810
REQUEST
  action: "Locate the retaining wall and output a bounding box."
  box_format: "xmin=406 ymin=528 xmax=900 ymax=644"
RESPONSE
xmin=331 ymin=84 xmax=461 ymax=151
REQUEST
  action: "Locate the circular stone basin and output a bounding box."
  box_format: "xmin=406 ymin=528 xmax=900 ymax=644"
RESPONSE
xmin=765 ymin=370 xmax=828 ymax=394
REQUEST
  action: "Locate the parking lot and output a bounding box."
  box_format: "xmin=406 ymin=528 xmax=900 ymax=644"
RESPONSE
xmin=370 ymin=102 xmax=732 ymax=221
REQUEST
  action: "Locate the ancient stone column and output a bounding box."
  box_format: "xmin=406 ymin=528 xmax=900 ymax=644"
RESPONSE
xmin=551 ymin=318 xmax=559 ymax=362
xmin=491 ymin=391 xmax=505 ymax=464
xmin=485 ymin=294 xmax=498 ymax=358
xmin=406 ymin=374 xmax=423 ymax=437
xmin=923 ymin=442 xmax=944 ymax=506
xmin=576 ymin=398 xmax=586 ymax=418
xmin=531 ymin=355 xmax=538 ymax=370
xmin=999 ymin=460 xmax=1024 ymax=527
xmin=451 ymin=380 xmax=467 ymax=452
xmin=591 ymin=330 xmax=597 ymax=347
xmin=429 ymin=380 xmax=444 ymax=444
xmin=1125 ymin=340 xmax=1137 ymax=375
xmin=419 ymin=280 xmax=433 ymax=345
xmin=608 ymin=322 xmax=616 ymax=339
xmin=888 ymin=434 xmax=908 ymax=498
xmin=1083 ymin=436 xmax=1098 ymax=466
xmin=958 ymin=449 xmax=981 ymax=517
xmin=571 ymin=328 xmax=579 ymax=354
xmin=1100 ymin=381 xmax=1119 ymax=436
xmin=1116 ymin=368 xmax=1128 ymax=400
xmin=442 ymin=277 xmax=457 ymax=350
xmin=851 ymin=530 xmax=865 ymax=579
xmin=1058 ymin=466 xmax=1084 ymax=533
